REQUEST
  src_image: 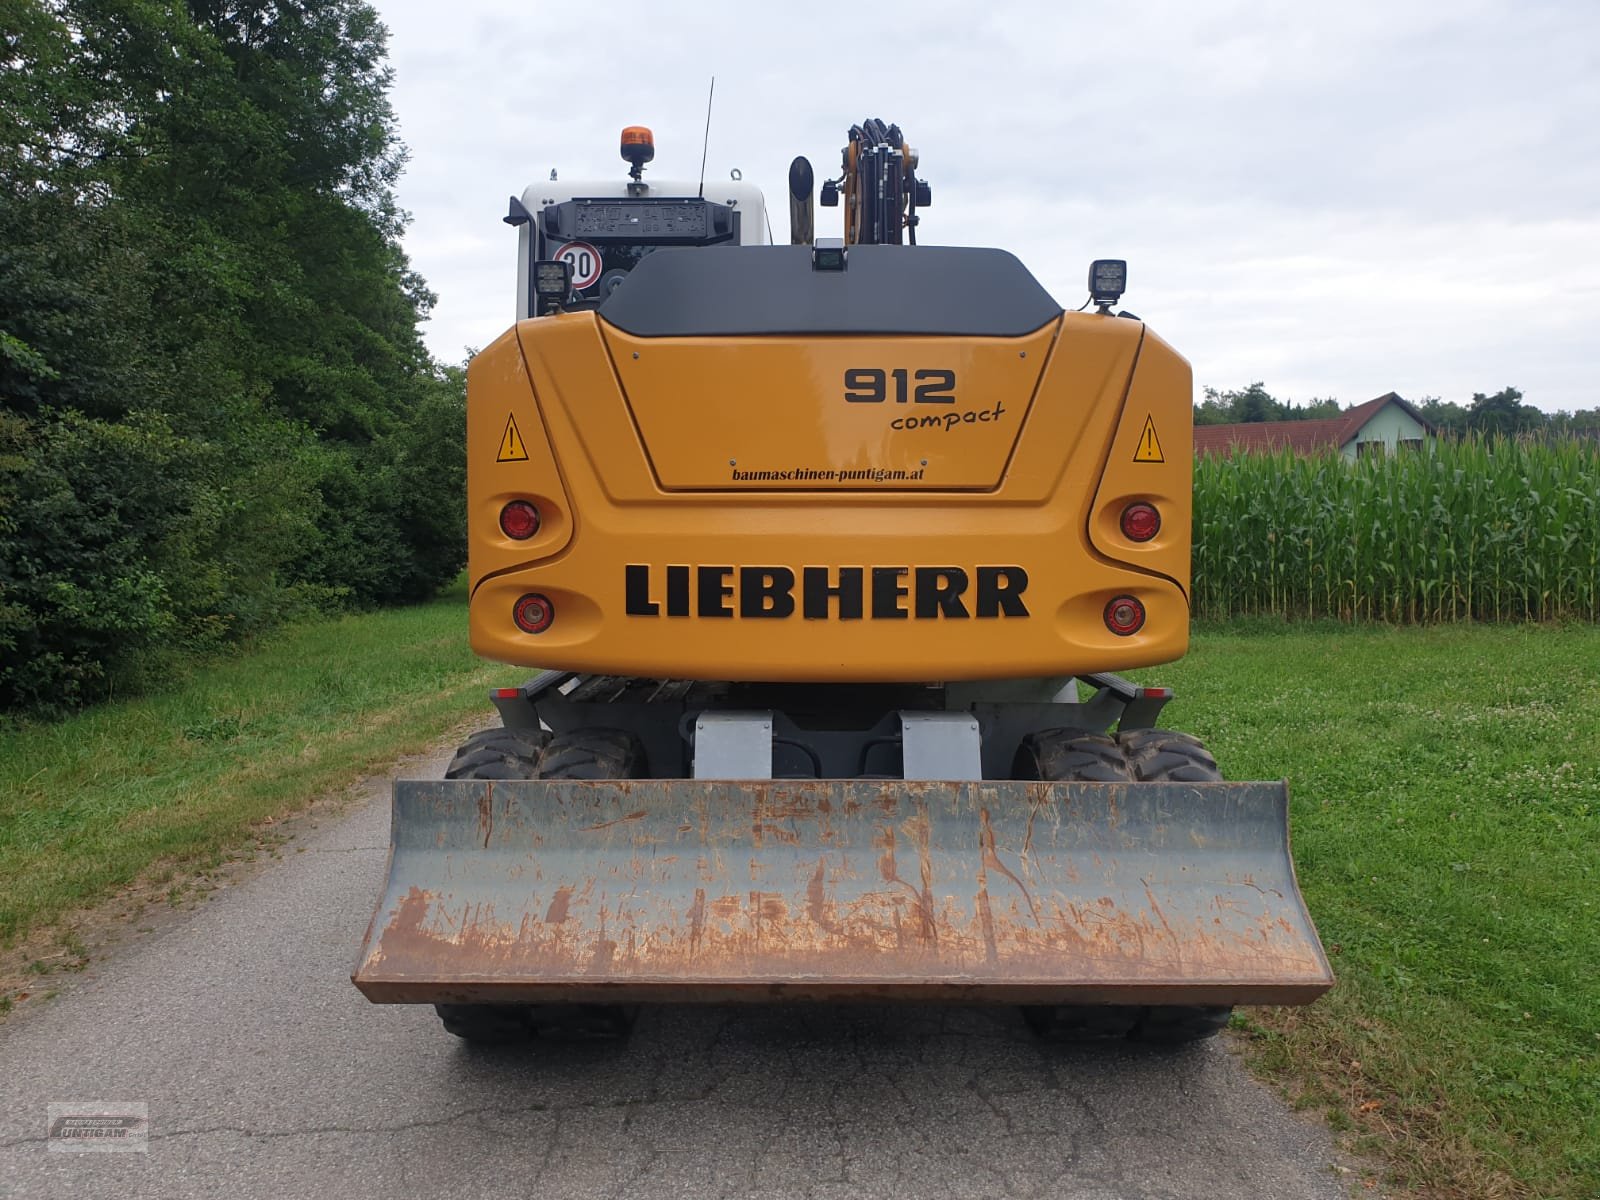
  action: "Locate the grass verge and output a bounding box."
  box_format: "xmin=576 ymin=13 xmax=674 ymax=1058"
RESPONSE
xmin=0 ymin=577 xmax=520 ymax=957
xmin=1135 ymin=622 xmax=1599 ymax=1200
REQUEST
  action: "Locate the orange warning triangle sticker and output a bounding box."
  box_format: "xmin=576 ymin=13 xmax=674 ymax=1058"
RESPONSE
xmin=1133 ymin=414 xmax=1165 ymax=463
xmin=497 ymin=413 xmax=529 ymax=462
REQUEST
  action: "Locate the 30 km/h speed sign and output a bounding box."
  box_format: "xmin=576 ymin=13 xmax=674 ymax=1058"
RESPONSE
xmin=555 ymin=241 xmax=603 ymax=290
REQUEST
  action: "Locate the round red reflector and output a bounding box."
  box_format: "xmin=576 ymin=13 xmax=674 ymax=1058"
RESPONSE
xmin=512 ymin=593 xmax=554 ymax=634
xmin=499 ymin=501 xmax=541 ymax=540
xmin=1104 ymin=595 xmax=1146 ymax=636
xmin=1120 ymin=502 xmax=1161 ymax=542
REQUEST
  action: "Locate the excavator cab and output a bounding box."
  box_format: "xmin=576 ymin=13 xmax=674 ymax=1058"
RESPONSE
xmin=501 ymin=125 xmax=769 ymax=316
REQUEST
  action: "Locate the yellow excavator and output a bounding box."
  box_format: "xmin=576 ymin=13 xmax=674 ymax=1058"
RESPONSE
xmin=352 ymin=121 xmax=1332 ymax=1044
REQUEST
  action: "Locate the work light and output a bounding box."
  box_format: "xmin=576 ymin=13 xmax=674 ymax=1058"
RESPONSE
xmin=533 ymin=260 xmax=573 ymax=315
xmin=1089 ymin=259 xmax=1126 ymax=307
xmin=812 ymin=237 xmax=848 ymax=272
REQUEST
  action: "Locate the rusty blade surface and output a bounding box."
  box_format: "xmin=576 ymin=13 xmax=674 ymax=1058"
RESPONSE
xmin=352 ymin=780 xmax=1333 ymax=1005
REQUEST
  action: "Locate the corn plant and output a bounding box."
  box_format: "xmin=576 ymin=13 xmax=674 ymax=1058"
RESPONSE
xmin=1192 ymin=438 xmax=1600 ymax=622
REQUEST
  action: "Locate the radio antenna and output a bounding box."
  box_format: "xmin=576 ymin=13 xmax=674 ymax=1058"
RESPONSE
xmin=697 ymin=76 xmax=715 ymax=199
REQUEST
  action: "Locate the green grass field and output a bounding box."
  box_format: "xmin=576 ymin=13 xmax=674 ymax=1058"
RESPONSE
xmin=1135 ymin=622 xmax=1598 ymax=1199
xmin=0 ymin=597 xmax=1594 ymax=1197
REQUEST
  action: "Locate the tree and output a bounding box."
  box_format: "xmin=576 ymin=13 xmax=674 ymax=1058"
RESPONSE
xmin=1416 ymin=396 xmax=1470 ymax=436
xmin=1 ymin=1 xmax=464 ymax=715
xmin=1545 ymin=407 xmax=1600 ymax=439
xmin=1196 ymin=384 xmax=1342 ymax=424
xmin=1466 ymin=387 xmax=1541 ymax=436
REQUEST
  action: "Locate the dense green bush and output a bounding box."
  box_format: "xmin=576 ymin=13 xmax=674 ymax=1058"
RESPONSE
xmin=0 ymin=1 xmax=466 ymax=717
xmin=290 ymin=365 xmax=467 ymax=609
xmin=1193 ymin=439 xmax=1600 ymax=622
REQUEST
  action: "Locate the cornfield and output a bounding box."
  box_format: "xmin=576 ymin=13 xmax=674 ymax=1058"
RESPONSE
xmin=1191 ymin=438 xmax=1600 ymax=622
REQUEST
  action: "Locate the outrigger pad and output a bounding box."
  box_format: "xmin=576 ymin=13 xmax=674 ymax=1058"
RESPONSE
xmin=352 ymin=780 xmax=1333 ymax=1006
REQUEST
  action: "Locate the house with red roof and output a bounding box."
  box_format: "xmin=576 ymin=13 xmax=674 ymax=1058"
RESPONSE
xmin=1193 ymin=393 xmax=1436 ymax=460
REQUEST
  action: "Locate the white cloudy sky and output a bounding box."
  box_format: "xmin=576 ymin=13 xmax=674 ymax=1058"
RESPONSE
xmin=375 ymin=0 xmax=1598 ymax=412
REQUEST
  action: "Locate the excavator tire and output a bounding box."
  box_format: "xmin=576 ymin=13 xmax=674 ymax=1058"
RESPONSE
xmin=535 ymin=727 xmax=647 ymax=780
xmin=443 ymin=727 xmax=550 ymax=781
xmin=1022 ymin=1004 xmax=1233 ymax=1044
xmin=1011 ymin=728 xmax=1133 ymax=783
xmin=437 ymin=1003 xmax=537 ymax=1044
xmin=438 ymin=1003 xmax=637 ymax=1044
xmin=1116 ymin=728 xmax=1222 ymax=783
xmin=1020 ymin=727 xmax=1233 ymax=1045
xmin=434 ymin=727 xmax=644 ymax=1045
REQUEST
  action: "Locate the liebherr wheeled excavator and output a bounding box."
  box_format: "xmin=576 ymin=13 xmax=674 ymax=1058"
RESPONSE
xmin=352 ymin=121 xmax=1332 ymax=1045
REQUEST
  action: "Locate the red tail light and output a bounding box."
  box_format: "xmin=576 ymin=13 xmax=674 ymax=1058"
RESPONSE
xmin=513 ymin=593 xmax=554 ymax=634
xmin=499 ymin=501 xmax=541 ymax=540
xmin=1120 ymin=502 xmax=1160 ymax=542
xmin=1104 ymin=595 xmax=1145 ymax=636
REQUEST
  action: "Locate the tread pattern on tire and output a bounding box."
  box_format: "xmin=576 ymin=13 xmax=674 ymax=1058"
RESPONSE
xmin=1012 ymin=728 xmax=1133 ymax=783
xmin=1019 ymin=726 xmax=1231 ymax=1045
xmin=444 ymin=727 xmax=550 ymax=781
xmin=1115 ymin=728 xmax=1222 ymax=782
xmin=536 ymin=727 xmax=647 ymax=780
xmin=436 ymin=1003 xmax=535 ymax=1044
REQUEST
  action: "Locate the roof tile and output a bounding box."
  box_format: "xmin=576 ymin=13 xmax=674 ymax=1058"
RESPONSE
xmin=1193 ymin=393 xmax=1432 ymax=456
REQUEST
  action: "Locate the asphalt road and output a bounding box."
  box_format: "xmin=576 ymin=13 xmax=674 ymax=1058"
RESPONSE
xmin=0 ymin=748 xmax=1360 ymax=1200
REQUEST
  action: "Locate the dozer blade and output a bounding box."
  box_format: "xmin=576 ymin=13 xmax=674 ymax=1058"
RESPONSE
xmin=353 ymin=780 xmax=1332 ymax=1006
